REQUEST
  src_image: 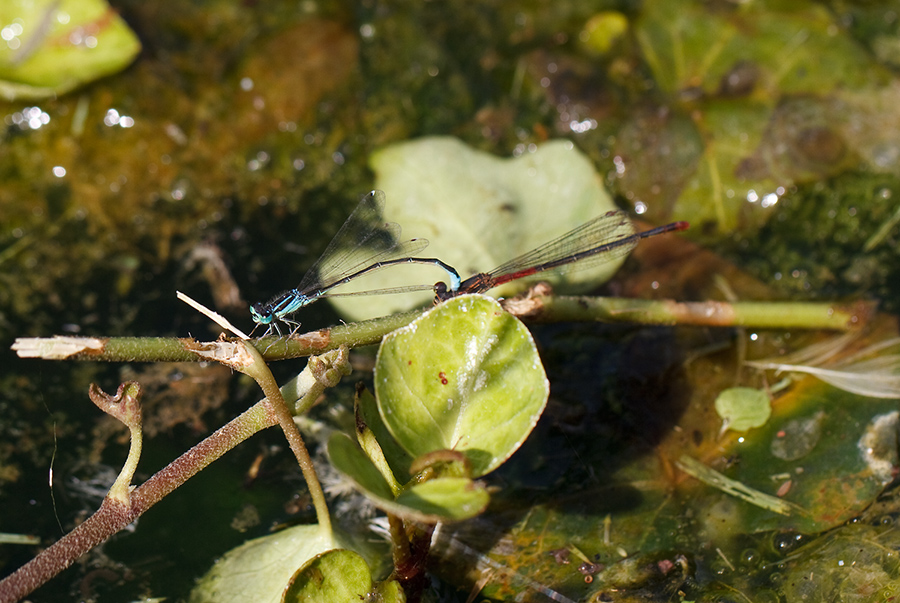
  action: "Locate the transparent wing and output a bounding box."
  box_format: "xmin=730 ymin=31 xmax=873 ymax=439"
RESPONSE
xmin=317 ymin=282 xmax=438 ymax=298
xmin=487 ymin=210 xmax=638 ymax=279
xmin=297 ymin=190 xmax=428 ymax=292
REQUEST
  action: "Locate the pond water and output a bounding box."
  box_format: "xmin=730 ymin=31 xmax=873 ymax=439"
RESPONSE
xmin=2 ymin=1 xmax=900 ymax=600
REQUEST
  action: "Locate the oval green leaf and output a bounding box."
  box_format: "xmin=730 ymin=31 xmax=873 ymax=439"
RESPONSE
xmin=190 ymin=524 xmax=357 ymax=603
xmin=714 ymin=386 xmax=771 ymax=432
xmin=580 ymin=11 xmax=629 ymax=55
xmin=372 ymin=578 xmax=406 ymax=603
xmin=284 ymin=549 xmax=371 ymax=603
xmin=0 ymin=0 xmax=141 ymax=101
xmin=330 ymin=137 xmax=619 ymax=320
xmin=375 ymin=295 xmax=549 ymax=477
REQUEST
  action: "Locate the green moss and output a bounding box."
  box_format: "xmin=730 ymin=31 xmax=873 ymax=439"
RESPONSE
xmin=728 ymin=171 xmax=900 ymax=311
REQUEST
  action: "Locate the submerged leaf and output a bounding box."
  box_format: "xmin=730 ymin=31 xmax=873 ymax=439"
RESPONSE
xmin=676 ymin=456 xmax=803 ymax=516
xmin=330 ymin=137 xmax=620 ymax=320
xmin=189 ymin=524 xmax=376 ymax=603
xmin=714 ymin=387 xmax=771 ymax=432
xmin=780 ymin=523 xmax=900 ymax=603
xmin=283 ymin=549 xmax=376 ymax=603
xmin=629 ymin=0 xmax=896 ymax=233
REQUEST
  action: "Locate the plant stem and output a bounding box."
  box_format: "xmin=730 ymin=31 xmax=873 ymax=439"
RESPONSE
xmin=12 ymin=298 xmax=872 ymax=364
xmin=11 ymin=309 xmax=426 ymax=362
xmin=237 ymin=341 xmax=343 ymax=534
xmin=0 ymin=346 xmax=351 ymax=601
xmin=504 ymin=295 xmax=873 ymax=331
xmin=0 ymin=401 xmax=275 ymax=603
xmin=87 ymin=382 xmax=144 ymax=504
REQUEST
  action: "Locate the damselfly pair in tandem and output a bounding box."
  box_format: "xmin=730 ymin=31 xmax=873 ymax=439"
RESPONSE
xmin=250 ymin=190 xmax=688 ymax=337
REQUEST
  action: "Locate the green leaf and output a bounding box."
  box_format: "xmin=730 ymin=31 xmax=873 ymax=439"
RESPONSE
xmin=580 ymin=11 xmax=629 ymax=56
xmin=283 ymin=549 xmax=406 ymax=602
xmin=327 ymin=432 xmax=395 ymax=502
xmin=0 ymin=0 xmax=141 ymax=101
xmin=622 ymin=0 xmax=898 ymax=234
xmin=779 ymin=522 xmax=900 ymax=603
xmin=635 ymin=0 xmax=887 ymax=98
xmin=189 ymin=524 xmax=371 ymax=603
xmin=375 ymin=295 xmax=549 ymax=477
xmin=395 ymin=477 xmax=490 ymax=521
xmin=328 ymin=432 xmax=489 ymax=522
xmin=329 ymin=137 xmax=619 ymax=320
xmin=714 ymin=386 xmax=771 ymax=432
xmin=372 ymin=577 xmax=407 ymax=603
xmin=356 ymin=385 xmax=412 ymax=487
xmin=283 ymin=549 xmax=372 ymax=603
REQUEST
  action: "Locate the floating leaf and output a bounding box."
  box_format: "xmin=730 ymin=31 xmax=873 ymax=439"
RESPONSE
xmin=189 ymin=523 xmax=379 ymax=603
xmin=283 ymin=549 xmax=404 ymax=603
xmin=375 ymin=295 xmax=549 ymax=477
xmin=714 ymin=387 xmax=771 ymax=432
xmin=329 ymin=137 xmax=619 ymax=320
xmin=0 ymin=0 xmax=141 ymax=101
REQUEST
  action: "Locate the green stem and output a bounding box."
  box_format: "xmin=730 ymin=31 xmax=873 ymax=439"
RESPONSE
xmin=508 ymin=295 xmax=872 ymax=331
xmin=11 ymin=298 xmax=874 ymax=364
xmin=11 ymin=309 xmax=425 ymax=362
xmin=237 ymin=341 xmax=341 ymax=534
xmin=89 ymin=382 xmax=144 ymax=503
xmin=254 ymin=309 xmax=425 ymax=360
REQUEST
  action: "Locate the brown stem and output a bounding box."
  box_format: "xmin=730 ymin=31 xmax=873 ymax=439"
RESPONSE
xmin=0 ymin=401 xmax=275 ymax=603
xmin=237 ymin=340 xmax=334 ymax=534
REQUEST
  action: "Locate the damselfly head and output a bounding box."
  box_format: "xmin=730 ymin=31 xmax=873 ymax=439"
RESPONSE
xmin=433 ymin=281 xmax=450 ymax=303
xmin=249 ymin=303 xmax=272 ymax=325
